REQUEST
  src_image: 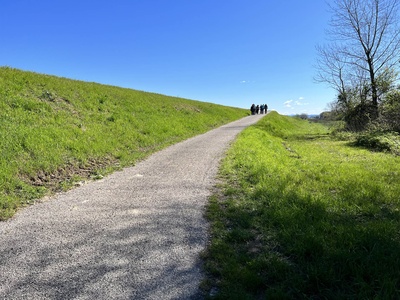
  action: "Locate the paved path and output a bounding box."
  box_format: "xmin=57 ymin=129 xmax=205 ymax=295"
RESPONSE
xmin=0 ymin=114 xmax=265 ymax=300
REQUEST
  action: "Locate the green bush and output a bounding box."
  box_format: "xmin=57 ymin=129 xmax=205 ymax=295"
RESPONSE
xmin=380 ymin=90 xmax=400 ymax=132
xmin=344 ymin=102 xmax=377 ymax=131
xmin=355 ymin=131 xmax=400 ymax=155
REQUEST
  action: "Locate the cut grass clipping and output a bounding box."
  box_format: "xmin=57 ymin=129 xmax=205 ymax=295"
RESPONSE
xmin=0 ymin=67 xmax=248 ymax=220
xmin=204 ymin=112 xmax=400 ymax=299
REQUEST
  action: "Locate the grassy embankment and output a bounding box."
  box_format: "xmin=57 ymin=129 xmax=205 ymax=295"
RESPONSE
xmin=0 ymin=67 xmax=248 ymax=220
xmin=204 ymin=112 xmax=400 ymax=299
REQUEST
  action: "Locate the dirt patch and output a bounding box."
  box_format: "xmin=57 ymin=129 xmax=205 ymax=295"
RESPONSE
xmin=21 ymin=156 xmax=120 ymax=193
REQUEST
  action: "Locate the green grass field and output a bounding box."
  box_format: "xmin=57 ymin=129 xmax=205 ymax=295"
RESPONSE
xmin=0 ymin=67 xmax=248 ymax=220
xmin=204 ymin=112 xmax=400 ymax=299
xmin=4 ymin=67 xmax=400 ymax=298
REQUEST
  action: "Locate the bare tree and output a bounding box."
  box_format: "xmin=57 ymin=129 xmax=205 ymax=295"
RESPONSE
xmin=315 ymin=44 xmax=348 ymax=95
xmin=316 ymin=0 xmax=400 ymax=118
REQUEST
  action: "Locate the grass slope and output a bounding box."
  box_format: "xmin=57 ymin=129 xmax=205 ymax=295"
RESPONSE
xmin=0 ymin=67 xmax=248 ymax=220
xmin=205 ymin=112 xmax=400 ymax=299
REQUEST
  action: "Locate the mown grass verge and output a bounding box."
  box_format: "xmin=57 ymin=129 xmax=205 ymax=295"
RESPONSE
xmin=0 ymin=67 xmax=248 ymax=220
xmin=204 ymin=111 xmax=400 ymax=299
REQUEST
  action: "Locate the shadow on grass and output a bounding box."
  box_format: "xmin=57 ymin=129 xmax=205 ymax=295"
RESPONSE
xmin=207 ymin=182 xmax=400 ymax=299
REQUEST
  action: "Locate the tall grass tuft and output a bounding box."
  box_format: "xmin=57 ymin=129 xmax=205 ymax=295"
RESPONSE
xmin=0 ymin=67 xmax=248 ymax=220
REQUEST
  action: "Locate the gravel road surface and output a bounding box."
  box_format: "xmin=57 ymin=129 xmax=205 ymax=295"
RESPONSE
xmin=0 ymin=114 xmax=265 ymax=300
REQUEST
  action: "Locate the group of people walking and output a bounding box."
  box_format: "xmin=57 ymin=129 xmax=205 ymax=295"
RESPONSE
xmin=250 ymin=103 xmax=268 ymax=115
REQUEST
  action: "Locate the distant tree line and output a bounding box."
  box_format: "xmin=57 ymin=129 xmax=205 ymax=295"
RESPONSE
xmin=315 ymin=0 xmax=400 ymax=132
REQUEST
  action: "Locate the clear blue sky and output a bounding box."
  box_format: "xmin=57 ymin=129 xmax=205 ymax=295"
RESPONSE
xmin=0 ymin=0 xmax=336 ymax=115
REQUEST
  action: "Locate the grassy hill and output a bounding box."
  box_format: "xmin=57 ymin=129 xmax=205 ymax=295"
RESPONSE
xmin=204 ymin=112 xmax=400 ymax=299
xmin=0 ymin=67 xmax=248 ymax=220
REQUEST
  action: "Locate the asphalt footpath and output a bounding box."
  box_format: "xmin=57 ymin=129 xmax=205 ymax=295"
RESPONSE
xmin=0 ymin=114 xmax=265 ymax=300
